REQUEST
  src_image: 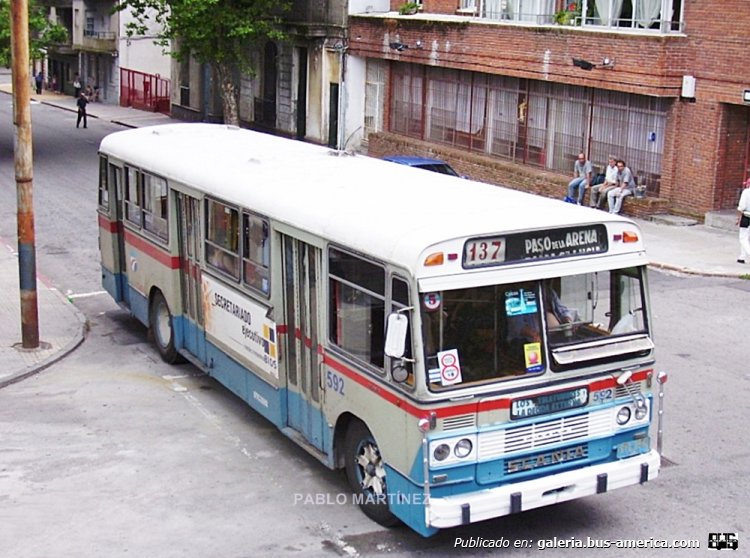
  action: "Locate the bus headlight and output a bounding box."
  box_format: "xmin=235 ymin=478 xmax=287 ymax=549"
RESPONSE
xmin=616 ymin=406 xmax=632 ymax=425
xmin=454 ymin=438 xmax=473 ymax=458
xmin=635 ymin=405 xmax=648 ymax=420
xmin=433 ymin=444 xmax=451 ymax=462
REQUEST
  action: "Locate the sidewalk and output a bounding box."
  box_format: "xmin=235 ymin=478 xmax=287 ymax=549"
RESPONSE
xmin=1 ymin=83 xmax=748 ymax=389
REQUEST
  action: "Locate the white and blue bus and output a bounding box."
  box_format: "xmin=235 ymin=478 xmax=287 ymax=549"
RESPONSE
xmin=98 ymin=123 xmax=662 ymax=536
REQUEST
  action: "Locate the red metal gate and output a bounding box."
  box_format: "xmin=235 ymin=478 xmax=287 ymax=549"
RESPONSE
xmin=120 ymin=68 xmax=170 ymax=113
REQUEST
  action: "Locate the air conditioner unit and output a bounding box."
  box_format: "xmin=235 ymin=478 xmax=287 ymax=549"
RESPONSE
xmin=681 ymin=75 xmax=696 ymax=99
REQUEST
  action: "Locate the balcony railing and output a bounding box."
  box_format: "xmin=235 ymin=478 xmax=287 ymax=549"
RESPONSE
xmin=456 ymin=1 xmax=684 ymax=33
xmin=83 ymin=30 xmax=116 ymax=40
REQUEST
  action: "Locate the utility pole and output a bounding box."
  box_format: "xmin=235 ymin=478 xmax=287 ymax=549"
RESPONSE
xmin=11 ymin=0 xmax=40 ymax=349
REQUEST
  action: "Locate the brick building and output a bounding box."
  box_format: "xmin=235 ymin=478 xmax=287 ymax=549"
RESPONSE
xmin=341 ymin=0 xmax=750 ymax=218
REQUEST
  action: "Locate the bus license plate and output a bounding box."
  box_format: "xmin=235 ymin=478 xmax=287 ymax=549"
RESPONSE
xmin=616 ymin=437 xmax=650 ymax=459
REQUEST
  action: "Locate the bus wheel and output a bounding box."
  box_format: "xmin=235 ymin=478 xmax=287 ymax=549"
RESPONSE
xmin=344 ymin=420 xmax=400 ymax=527
xmin=150 ymin=290 xmax=178 ymax=363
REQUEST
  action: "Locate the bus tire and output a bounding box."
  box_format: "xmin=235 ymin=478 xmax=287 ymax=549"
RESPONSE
xmin=150 ymin=290 xmax=179 ymax=364
xmin=344 ymin=420 xmax=400 ymax=527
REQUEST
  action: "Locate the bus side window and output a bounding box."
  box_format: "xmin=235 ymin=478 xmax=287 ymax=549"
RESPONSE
xmin=142 ymin=174 xmax=169 ymax=242
xmin=98 ymin=156 xmax=109 ymax=211
xmin=390 ymin=276 xmax=414 ymax=387
xmin=328 ymin=247 xmax=385 ymax=370
xmin=205 ymin=198 xmax=240 ymax=279
xmin=242 ymin=212 xmax=270 ymax=295
xmin=124 ymin=166 xmax=141 ymax=225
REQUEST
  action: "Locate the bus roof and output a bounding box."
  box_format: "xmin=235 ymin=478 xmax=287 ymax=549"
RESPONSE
xmin=99 ymin=124 xmax=643 ymax=273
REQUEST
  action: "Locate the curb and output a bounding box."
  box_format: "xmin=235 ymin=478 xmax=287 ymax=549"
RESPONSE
xmin=648 ymin=262 xmax=747 ymax=279
xmin=0 ymin=289 xmax=88 ymax=390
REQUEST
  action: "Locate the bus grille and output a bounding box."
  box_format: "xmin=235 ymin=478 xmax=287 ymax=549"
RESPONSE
xmin=442 ymin=414 xmax=476 ymax=431
xmin=478 ymin=408 xmax=613 ymax=460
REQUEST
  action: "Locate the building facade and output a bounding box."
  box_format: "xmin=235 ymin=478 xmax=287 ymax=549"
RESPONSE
xmin=341 ymin=0 xmax=750 ymax=217
xmin=44 ymin=0 xmax=170 ymax=109
xmin=171 ymin=0 xmax=350 ymax=147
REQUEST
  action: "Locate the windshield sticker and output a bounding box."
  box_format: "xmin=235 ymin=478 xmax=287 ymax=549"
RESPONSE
xmin=423 ymin=292 xmax=442 ymax=312
xmin=437 ymin=349 xmax=463 ymax=386
xmin=524 ymin=342 xmax=544 ymax=373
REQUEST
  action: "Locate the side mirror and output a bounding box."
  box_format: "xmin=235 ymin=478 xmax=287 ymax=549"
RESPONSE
xmin=384 ymin=313 xmax=408 ymax=359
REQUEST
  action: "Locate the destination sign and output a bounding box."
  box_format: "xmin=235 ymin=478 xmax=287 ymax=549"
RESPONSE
xmin=511 ymin=387 xmax=589 ymax=419
xmin=463 ymin=225 xmax=608 ymax=268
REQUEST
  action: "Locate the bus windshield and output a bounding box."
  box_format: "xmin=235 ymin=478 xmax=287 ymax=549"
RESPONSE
xmin=421 ymin=267 xmax=649 ymax=390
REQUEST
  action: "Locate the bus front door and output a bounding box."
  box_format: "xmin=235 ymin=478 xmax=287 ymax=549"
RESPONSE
xmin=176 ymin=192 xmax=206 ymax=362
xmin=281 ymin=235 xmax=325 ymax=452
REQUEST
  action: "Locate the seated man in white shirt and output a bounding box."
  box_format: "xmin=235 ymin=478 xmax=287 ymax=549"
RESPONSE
xmin=590 ymin=156 xmax=618 ymax=209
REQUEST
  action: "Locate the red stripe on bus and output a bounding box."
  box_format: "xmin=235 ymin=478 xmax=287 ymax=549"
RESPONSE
xmin=277 ymin=326 xmax=654 ymax=419
xmin=98 ymin=213 xmax=119 ymax=233
xmin=124 ymin=229 xmax=180 ymax=269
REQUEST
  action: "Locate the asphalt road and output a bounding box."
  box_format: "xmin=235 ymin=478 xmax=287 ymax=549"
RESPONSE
xmin=0 ymin=92 xmax=747 ymax=557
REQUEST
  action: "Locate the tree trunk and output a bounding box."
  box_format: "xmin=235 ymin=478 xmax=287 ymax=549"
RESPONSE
xmin=216 ymin=62 xmax=239 ymax=126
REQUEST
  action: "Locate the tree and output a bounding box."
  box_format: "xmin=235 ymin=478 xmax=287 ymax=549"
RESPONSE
xmin=0 ymin=0 xmax=68 ymax=67
xmin=118 ymin=0 xmax=290 ymax=126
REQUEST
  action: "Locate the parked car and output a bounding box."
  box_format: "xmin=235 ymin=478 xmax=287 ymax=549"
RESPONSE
xmin=382 ymin=155 xmax=463 ymax=177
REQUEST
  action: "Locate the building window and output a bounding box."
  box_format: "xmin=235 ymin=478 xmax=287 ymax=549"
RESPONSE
xmin=390 ymin=63 xmax=423 ymax=138
xmin=328 ymin=247 xmax=385 ymax=370
xmin=364 ymin=60 xmax=386 ymax=143
xmin=389 ymin=64 xmax=668 ymax=195
xmin=463 ymin=1 xmax=683 ymax=32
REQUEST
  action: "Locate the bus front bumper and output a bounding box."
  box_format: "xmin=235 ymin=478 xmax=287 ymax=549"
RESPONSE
xmin=426 ymin=450 xmax=660 ymax=529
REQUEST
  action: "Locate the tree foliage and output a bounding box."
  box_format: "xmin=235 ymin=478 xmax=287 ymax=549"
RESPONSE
xmin=0 ymin=0 xmax=68 ymax=66
xmin=117 ymin=0 xmax=290 ymax=125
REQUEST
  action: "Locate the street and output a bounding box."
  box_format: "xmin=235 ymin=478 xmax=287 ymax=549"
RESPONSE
xmin=0 ymin=94 xmax=748 ymax=557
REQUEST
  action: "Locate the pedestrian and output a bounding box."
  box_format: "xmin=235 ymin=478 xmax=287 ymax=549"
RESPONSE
xmin=76 ymin=93 xmax=88 ymax=128
xmin=590 ymin=156 xmax=618 ymax=209
xmin=73 ymin=74 xmax=82 ymax=98
xmin=607 ymin=159 xmax=636 ymax=214
xmin=566 ymin=152 xmax=593 ymax=205
xmin=35 ymin=71 xmax=43 ymax=95
xmin=737 ymin=178 xmax=750 ymax=264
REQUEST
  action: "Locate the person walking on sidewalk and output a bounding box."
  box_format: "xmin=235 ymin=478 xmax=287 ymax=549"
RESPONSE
xmin=566 ymin=152 xmax=593 ymax=205
xmin=76 ymin=93 xmax=88 ymax=128
xmin=737 ymin=178 xmax=750 ymax=264
xmin=35 ymin=71 xmax=43 ymax=95
xmin=73 ymin=74 xmax=82 ymax=98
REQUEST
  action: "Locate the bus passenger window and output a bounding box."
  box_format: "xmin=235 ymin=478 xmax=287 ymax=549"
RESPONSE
xmin=206 ymin=199 xmax=240 ymax=280
xmin=242 ymin=213 xmax=270 ymax=295
xmin=98 ymin=156 xmax=109 ymax=211
xmin=328 ymin=248 xmax=385 ymax=370
xmin=124 ymin=167 xmax=141 ymax=225
xmin=390 ymin=277 xmax=413 ymax=386
xmin=142 ymin=174 xmax=168 ymax=241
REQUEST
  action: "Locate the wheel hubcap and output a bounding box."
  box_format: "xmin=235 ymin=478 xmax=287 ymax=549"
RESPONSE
xmin=356 ymin=442 xmax=387 ymax=495
xmin=156 ymin=303 xmax=171 ymax=346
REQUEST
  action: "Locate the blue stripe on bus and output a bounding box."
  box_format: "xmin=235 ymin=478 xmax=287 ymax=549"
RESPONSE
xmin=384 ymin=464 xmax=438 ymax=537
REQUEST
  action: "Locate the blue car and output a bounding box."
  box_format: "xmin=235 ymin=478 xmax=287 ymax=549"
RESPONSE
xmin=383 ymin=155 xmax=461 ymax=177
